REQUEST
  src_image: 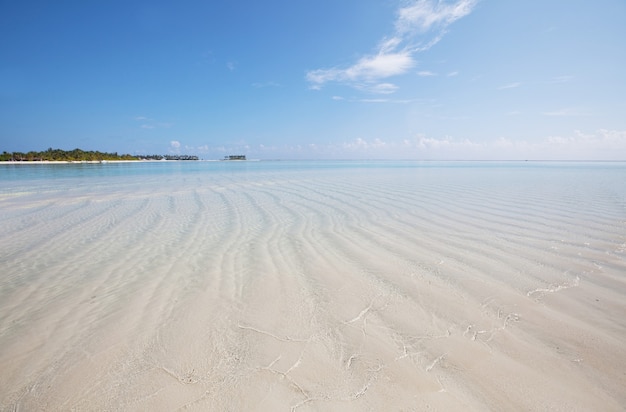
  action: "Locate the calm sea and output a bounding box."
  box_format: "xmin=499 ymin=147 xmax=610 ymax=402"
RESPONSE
xmin=2 ymin=159 xmax=625 ymax=184
xmin=1 ymin=160 xmax=624 ymax=209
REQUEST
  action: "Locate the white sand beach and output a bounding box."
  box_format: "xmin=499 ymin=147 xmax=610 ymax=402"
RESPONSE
xmin=0 ymin=162 xmax=625 ymax=411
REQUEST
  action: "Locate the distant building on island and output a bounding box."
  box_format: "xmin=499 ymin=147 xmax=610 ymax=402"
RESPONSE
xmin=138 ymin=154 xmax=199 ymax=161
xmin=223 ymin=155 xmax=246 ymax=160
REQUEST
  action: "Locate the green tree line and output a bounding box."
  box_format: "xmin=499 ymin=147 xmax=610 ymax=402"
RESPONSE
xmin=1 ymin=148 xmax=139 ymax=162
xmin=1 ymin=149 xmax=199 ymax=162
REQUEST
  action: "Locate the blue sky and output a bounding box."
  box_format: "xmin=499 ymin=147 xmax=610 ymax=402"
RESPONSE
xmin=1 ymin=0 xmax=625 ymax=160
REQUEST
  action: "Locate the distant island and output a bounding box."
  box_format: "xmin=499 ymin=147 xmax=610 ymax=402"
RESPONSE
xmin=0 ymin=148 xmax=198 ymax=162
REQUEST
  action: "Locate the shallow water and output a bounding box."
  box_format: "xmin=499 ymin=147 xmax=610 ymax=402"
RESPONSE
xmin=1 ymin=161 xmax=625 ymax=410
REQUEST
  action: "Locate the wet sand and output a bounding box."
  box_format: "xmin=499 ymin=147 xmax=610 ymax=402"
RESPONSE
xmin=1 ymin=164 xmax=625 ymax=410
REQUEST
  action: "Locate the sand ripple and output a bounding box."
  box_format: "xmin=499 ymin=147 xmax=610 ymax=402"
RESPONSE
xmin=1 ymin=164 xmax=625 ymax=411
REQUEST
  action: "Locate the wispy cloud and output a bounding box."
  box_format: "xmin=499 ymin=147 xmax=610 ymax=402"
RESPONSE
xmin=306 ymin=0 xmax=478 ymax=93
xmin=498 ymin=82 xmax=521 ymax=90
xmin=395 ymin=0 xmax=477 ymax=34
xmin=330 ymin=95 xmax=416 ymax=104
xmin=552 ymin=75 xmax=574 ymax=83
xmin=134 ymin=115 xmax=173 ymax=130
xmin=364 ymin=82 xmax=400 ymax=94
xmin=542 ymin=108 xmax=590 ymax=117
xmin=550 ymin=75 xmax=574 ymax=83
xmin=358 ymin=98 xmax=415 ymax=104
xmin=417 ymin=70 xmax=437 ymax=76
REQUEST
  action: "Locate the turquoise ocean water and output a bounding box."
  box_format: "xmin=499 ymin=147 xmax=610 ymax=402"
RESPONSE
xmin=2 ymin=159 xmax=625 ymax=197
xmin=2 ymin=160 xmax=625 ymax=223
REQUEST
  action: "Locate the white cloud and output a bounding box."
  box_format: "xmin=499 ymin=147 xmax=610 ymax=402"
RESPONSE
xmin=307 ymin=52 xmax=415 ymax=92
xmin=294 ymin=130 xmax=626 ymax=160
xmin=342 ymin=137 xmax=389 ymax=150
xmin=306 ymin=0 xmax=478 ymax=93
xmin=349 ymin=52 xmax=415 ymax=80
xmin=414 ymin=135 xmax=481 ymax=151
xmin=417 ymin=70 xmax=437 ymax=76
xmin=170 ymin=130 xmax=626 ymax=161
xmin=447 ymin=71 xmax=459 ymax=77
xmin=437 ymin=130 xmax=626 ymax=159
xmin=492 ymin=130 xmax=626 ymax=159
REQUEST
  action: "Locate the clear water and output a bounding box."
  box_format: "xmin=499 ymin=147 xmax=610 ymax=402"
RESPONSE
xmin=1 ymin=160 xmax=625 ymax=410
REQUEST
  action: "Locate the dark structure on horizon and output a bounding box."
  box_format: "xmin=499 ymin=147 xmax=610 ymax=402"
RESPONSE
xmin=140 ymin=154 xmax=199 ymax=161
xmin=223 ymin=155 xmax=246 ymax=160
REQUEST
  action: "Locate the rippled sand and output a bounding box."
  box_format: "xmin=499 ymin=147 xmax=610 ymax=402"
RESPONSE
xmin=1 ymin=163 xmax=625 ymax=411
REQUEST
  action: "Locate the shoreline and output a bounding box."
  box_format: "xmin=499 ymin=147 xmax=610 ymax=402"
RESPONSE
xmin=0 ymin=160 xmax=185 ymax=164
xmin=2 ymin=159 xmax=625 ymax=165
